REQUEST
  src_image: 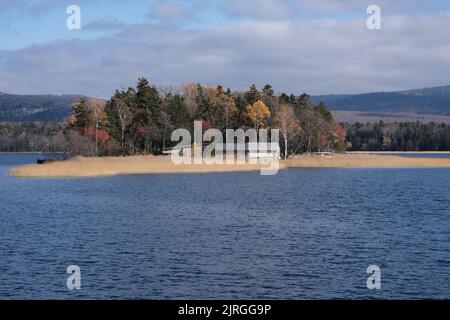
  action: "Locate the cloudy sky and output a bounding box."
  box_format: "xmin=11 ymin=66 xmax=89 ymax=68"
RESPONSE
xmin=1 ymin=0 xmax=450 ymax=98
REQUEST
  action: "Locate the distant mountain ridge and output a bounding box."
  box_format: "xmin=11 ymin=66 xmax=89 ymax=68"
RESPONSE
xmin=1 ymin=85 xmax=450 ymax=122
xmin=311 ymin=85 xmax=450 ymax=116
xmin=0 ymin=92 xmax=86 ymax=121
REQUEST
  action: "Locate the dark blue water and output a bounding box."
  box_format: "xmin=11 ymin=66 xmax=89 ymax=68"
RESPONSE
xmin=1 ymin=153 xmax=450 ymax=299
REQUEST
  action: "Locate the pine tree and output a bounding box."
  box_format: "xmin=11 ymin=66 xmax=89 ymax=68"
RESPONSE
xmin=69 ymin=99 xmax=91 ymax=131
xmin=244 ymin=84 xmax=261 ymax=105
xmin=262 ymin=84 xmax=274 ymax=97
xmin=289 ymin=94 xmax=296 ymax=105
xmin=318 ymin=101 xmax=333 ymax=122
xmin=168 ymin=94 xmax=189 ymax=128
xmin=279 ymin=93 xmax=290 ymax=105
xmin=195 ymin=83 xmax=211 ymax=120
xmin=298 ymin=93 xmax=311 ymax=108
xmin=136 ymin=77 xmax=161 ymax=126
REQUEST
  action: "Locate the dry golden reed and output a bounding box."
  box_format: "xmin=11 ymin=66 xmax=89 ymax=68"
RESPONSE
xmin=10 ymin=154 xmax=450 ymax=178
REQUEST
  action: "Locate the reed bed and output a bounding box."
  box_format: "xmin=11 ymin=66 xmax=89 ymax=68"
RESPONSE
xmin=10 ymin=154 xmax=450 ymax=178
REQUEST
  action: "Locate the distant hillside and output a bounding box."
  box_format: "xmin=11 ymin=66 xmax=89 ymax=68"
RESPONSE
xmin=2 ymin=85 xmax=450 ymax=122
xmin=311 ymin=85 xmax=450 ymax=116
xmin=332 ymin=111 xmax=450 ymax=124
xmin=0 ymin=92 xmax=85 ymax=121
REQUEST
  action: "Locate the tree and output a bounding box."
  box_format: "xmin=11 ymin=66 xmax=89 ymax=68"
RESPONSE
xmin=318 ymin=101 xmax=333 ymax=122
xmin=65 ymin=130 xmax=96 ymax=156
xmin=296 ymin=106 xmax=329 ymax=153
xmin=183 ymin=83 xmax=199 ymax=131
xmin=89 ymin=99 xmax=107 ymax=155
xmin=68 ymin=99 xmax=91 ymax=131
xmin=65 ymin=98 xmax=114 ymax=156
xmin=159 ymin=98 xmax=175 ymax=152
xmin=273 ymin=103 xmax=301 ymax=159
xmin=136 ymin=77 xmax=162 ymax=153
xmin=244 ymin=84 xmax=261 ymax=105
xmin=136 ymin=77 xmax=161 ymax=121
xmin=245 ymin=100 xmax=271 ymax=131
xmin=298 ymin=93 xmax=310 ymax=108
xmin=195 ymin=83 xmax=211 ymax=120
xmin=211 ymin=85 xmax=237 ymax=130
xmin=261 ymin=84 xmax=277 ymax=113
xmin=110 ymin=95 xmax=132 ymax=155
xmin=279 ymin=93 xmax=290 ymax=105
xmin=331 ymin=122 xmax=347 ymax=152
xmin=262 ymin=84 xmax=274 ymax=97
xmin=168 ymin=94 xmax=189 ymax=128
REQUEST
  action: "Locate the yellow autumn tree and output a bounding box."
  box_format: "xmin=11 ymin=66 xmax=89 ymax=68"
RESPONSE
xmin=245 ymin=100 xmax=270 ymax=131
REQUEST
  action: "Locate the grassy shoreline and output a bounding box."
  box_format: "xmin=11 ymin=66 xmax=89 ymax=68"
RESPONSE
xmin=9 ymin=154 xmax=450 ymax=178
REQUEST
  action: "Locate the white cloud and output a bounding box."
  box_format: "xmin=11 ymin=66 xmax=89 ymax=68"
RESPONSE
xmin=85 ymin=18 xmax=126 ymax=31
xmin=1 ymin=10 xmax=450 ymax=97
xmin=225 ymin=0 xmax=297 ymax=19
xmin=147 ymin=1 xmax=193 ymax=22
xmin=224 ymin=0 xmax=445 ymax=17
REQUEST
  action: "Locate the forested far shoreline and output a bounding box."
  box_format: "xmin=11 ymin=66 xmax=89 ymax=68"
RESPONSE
xmin=345 ymin=121 xmax=450 ymax=151
xmin=0 ymin=122 xmax=65 ymax=153
xmin=1 ymin=78 xmax=450 ymax=155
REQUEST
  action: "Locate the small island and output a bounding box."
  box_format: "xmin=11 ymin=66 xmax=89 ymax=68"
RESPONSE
xmin=7 ymin=80 xmax=450 ymax=178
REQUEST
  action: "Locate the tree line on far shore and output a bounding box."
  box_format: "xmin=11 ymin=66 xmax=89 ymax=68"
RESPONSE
xmin=65 ymin=78 xmax=347 ymax=158
xmin=345 ymin=121 xmax=450 ymax=151
xmin=0 ymin=122 xmax=65 ymax=152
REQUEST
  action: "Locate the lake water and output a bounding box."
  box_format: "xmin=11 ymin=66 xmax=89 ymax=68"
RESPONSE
xmin=1 ymin=153 xmax=450 ymax=299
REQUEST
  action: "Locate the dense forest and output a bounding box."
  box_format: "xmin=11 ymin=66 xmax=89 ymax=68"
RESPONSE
xmin=1 ymin=78 xmax=450 ymax=155
xmin=345 ymin=121 xmax=450 ymax=151
xmin=63 ymin=78 xmax=346 ymax=158
xmin=0 ymin=122 xmax=65 ymax=152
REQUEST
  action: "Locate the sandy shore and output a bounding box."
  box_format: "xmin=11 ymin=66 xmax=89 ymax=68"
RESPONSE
xmin=9 ymin=154 xmax=450 ymax=178
xmin=285 ymin=154 xmax=450 ymax=168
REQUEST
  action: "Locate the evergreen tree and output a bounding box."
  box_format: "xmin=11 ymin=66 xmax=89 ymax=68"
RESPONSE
xmin=195 ymin=83 xmax=211 ymax=120
xmin=318 ymin=101 xmax=333 ymax=122
xmin=298 ymin=93 xmax=310 ymax=108
xmin=244 ymin=84 xmax=261 ymax=105
xmin=279 ymin=93 xmax=290 ymax=105
xmin=262 ymin=84 xmax=274 ymax=97
xmin=136 ymin=77 xmax=161 ymax=126
xmin=69 ymin=99 xmax=91 ymax=131
xmin=168 ymin=94 xmax=189 ymax=128
xmin=289 ymin=94 xmax=297 ymax=105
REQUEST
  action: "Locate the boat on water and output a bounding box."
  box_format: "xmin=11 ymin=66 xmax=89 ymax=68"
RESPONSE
xmin=36 ymin=152 xmax=71 ymax=164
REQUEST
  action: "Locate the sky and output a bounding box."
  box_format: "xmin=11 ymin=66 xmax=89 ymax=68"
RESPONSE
xmin=1 ymin=0 xmax=450 ymax=98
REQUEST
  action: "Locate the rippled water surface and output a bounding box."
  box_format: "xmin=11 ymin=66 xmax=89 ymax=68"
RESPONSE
xmin=1 ymin=153 xmax=450 ymax=299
